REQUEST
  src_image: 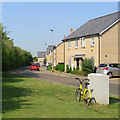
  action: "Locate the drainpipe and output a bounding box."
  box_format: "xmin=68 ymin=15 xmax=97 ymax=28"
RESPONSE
xmin=63 ymin=41 xmax=66 ymax=72
xmin=98 ymin=35 xmax=100 ymax=65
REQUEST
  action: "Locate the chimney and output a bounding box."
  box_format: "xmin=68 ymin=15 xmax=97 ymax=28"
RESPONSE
xmin=64 ymin=35 xmax=65 ymax=39
xmin=70 ymin=28 xmax=73 ymax=34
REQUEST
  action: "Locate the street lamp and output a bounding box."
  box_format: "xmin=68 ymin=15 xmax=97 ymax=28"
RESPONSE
xmin=50 ymin=29 xmax=54 ymax=72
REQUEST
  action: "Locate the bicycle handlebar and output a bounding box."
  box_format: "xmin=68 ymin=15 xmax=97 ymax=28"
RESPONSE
xmin=75 ymin=78 xmax=90 ymax=83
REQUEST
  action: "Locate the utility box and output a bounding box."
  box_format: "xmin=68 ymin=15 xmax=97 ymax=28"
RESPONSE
xmin=88 ymin=73 xmax=109 ymax=105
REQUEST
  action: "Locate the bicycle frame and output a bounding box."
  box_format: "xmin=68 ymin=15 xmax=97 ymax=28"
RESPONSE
xmin=79 ymin=83 xmax=92 ymax=100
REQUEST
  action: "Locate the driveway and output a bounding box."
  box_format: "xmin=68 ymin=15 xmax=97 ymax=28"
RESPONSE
xmin=10 ymin=66 xmax=120 ymax=97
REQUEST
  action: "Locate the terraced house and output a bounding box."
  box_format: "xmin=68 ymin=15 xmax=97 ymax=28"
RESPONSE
xmin=63 ymin=11 xmax=120 ymax=70
xmin=53 ymin=42 xmax=64 ymax=67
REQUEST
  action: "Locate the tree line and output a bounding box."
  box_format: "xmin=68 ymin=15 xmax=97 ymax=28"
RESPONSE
xmin=1 ymin=24 xmax=33 ymax=71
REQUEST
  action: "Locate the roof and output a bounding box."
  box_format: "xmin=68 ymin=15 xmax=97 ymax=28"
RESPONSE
xmin=38 ymin=51 xmax=46 ymax=58
xmin=63 ymin=11 xmax=120 ymax=41
xmin=56 ymin=41 xmax=63 ymax=48
xmin=46 ymin=45 xmax=55 ymax=54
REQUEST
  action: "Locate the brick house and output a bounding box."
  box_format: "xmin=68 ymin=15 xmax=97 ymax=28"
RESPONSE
xmin=62 ymin=12 xmax=120 ymax=70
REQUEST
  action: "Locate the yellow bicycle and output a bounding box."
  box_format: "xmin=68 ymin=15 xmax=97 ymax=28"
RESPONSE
xmin=75 ymin=78 xmax=96 ymax=106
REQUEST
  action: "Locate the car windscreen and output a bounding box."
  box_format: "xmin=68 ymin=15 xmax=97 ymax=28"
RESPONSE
xmin=98 ymin=64 xmax=107 ymax=67
xmin=32 ymin=64 xmax=38 ymax=66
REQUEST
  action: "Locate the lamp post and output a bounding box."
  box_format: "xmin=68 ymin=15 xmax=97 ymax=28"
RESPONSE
xmin=44 ymin=44 xmax=47 ymax=66
xmin=50 ymin=29 xmax=54 ymax=72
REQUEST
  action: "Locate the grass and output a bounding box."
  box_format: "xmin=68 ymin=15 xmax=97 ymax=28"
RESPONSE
xmin=2 ymin=72 xmax=120 ymax=118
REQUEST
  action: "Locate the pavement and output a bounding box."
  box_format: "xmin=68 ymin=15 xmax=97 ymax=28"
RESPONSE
xmin=34 ymin=66 xmax=120 ymax=85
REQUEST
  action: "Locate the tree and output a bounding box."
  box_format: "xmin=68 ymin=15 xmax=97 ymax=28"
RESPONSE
xmin=33 ymin=57 xmax=38 ymax=62
xmin=1 ymin=24 xmax=33 ymax=71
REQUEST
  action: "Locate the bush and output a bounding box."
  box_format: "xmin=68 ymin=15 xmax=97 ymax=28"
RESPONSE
xmin=69 ymin=67 xmax=72 ymax=73
xmin=73 ymin=66 xmax=75 ymax=71
xmin=81 ymin=58 xmax=94 ymax=76
xmin=47 ymin=63 xmax=52 ymax=71
xmin=76 ymin=66 xmax=79 ymax=70
xmin=66 ymin=65 xmax=70 ymax=73
xmin=71 ymin=70 xmax=79 ymax=74
xmin=54 ymin=64 xmax=64 ymax=72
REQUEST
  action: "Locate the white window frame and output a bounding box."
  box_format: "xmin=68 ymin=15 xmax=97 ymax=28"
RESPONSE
xmin=81 ymin=37 xmax=86 ymax=47
xmin=68 ymin=40 xmax=71 ymax=48
xmin=54 ymin=48 xmax=56 ymax=54
xmin=54 ymin=59 xmax=56 ymax=66
xmin=75 ymin=39 xmax=78 ymax=48
xmin=91 ymin=36 xmax=94 ymax=46
xmin=68 ymin=57 xmax=71 ymax=67
xmin=91 ymin=57 xmax=94 ymax=67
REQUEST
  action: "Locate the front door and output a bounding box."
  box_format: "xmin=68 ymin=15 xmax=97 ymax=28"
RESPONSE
xmin=76 ymin=58 xmax=79 ymax=69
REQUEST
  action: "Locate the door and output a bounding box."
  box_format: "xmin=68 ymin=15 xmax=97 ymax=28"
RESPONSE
xmin=76 ymin=58 xmax=79 ymax=69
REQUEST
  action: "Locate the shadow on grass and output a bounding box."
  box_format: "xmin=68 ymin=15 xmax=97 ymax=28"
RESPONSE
xmin=109 ymin=97 xmax=120 ymax=104
xmin=2 ymin=73 xmax=32 ymax=114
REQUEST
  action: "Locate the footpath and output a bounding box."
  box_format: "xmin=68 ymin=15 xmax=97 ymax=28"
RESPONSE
xmin=39 ymin=66 xmax=86 ymax=79
xmin=39 ymin=66 xmax=120 ymax=85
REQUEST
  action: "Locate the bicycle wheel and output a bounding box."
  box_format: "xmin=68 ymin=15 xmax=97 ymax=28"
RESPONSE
xmin=84 ymin=90 xmax=91 ymax=106
xmin=85 ymin=90 xmax=91 ymax=99
xmin=85 ymin=97 xmax=91 ymax=106
xmin=75 ymin=88 xmax=81 ymax=102
xmin=90 ymin=97 xmax=96 ymax=104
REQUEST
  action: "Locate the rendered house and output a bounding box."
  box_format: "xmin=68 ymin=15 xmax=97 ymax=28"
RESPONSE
xmin=53 ymin=42 xmax=64 ymax=67
xmin=45 ymin=45 xmax=55 ymax=64
xmin=62 ymin=12 xmax=120 ymax=70
xmin=38 ymin=51 xmax=46 ymax=65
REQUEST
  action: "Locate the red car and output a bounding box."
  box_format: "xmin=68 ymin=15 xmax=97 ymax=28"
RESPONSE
xmin=30 ymin=64 xmax=39 ymax=71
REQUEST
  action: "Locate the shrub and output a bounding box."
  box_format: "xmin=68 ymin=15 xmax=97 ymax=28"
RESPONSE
xmin=73 ymin=66 xmax=75 ymax=71
xmin=71 ymin=70 xmax=79 ymax=74
xmin=76 ymin=66 xmax=79 ymax=70
xmin=69 ymin=67 xmax=72 ymax=73
xmin=66 ymin=65 xmax=70 ymax=73
xmin=47 ymin=63 xmax=52 ymax=71
xmin=54 ymin=64 xmax=64 ymax=72
xmin=81 ymin=58 xmax=94 ymax=76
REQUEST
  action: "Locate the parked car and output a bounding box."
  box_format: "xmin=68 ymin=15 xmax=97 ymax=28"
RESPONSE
xmin=36 ymin=62 xmax=40 ymax=67
xmin=96 ymin=63 xmax=120 ymax=78
xmin=30 ymin=64 xmax=39 ymax=71
xmin=46 ymin=63 xmax=50 ymax=68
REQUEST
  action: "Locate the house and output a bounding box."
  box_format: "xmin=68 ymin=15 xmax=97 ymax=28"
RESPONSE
xmin=62 ymin=11 xmax=120 ymax=70
xmin=37 ymin=51 xmax=46 ymax=65
xmin=45 ymin=45 xmax=55 ymax=64
xmin=53 ymin=42 xmax=64 ymax=67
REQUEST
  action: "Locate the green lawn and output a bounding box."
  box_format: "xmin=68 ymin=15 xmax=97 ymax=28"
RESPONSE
xmin=2 ymin=72 xmax=119 ymax=118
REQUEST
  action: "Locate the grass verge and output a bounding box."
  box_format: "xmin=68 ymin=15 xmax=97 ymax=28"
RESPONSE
xmin=2 ymin=72 xmax=120 ymax=118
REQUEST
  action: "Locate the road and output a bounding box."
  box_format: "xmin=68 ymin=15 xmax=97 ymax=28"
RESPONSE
xmin=10 ymin=66 xmax=120 ymax=97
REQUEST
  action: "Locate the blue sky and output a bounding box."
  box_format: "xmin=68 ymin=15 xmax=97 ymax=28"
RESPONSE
xmin=2 ymin=2 xmax=118 ymax=57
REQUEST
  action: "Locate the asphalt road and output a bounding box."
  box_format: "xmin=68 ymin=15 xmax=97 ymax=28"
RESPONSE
xmin=10 ymin=66 xmax=120 ymax=97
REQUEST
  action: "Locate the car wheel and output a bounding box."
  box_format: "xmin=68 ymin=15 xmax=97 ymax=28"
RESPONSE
xmin=107 ymin=72 xmax=112 ymax=78
xmin=37 ymin=69 xmax=39 ymax=71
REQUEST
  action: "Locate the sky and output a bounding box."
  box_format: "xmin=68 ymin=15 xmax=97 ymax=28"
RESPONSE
xmin=2 ymin=2 xmax=118 ymax=57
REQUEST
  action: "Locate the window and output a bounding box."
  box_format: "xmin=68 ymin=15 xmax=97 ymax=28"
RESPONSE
xmin=54 ymin=59 xmax=56 ymax=66
xmin=68 ymin=40 xmax=71 ymax=48
xmin=91 ymin=36 xmax=94 ymax=46
xmin=75 ymin=40 xmax=78 ymax=48
xmin=68 ymin=58 xmax=71 ymax=67
xmin=81 ymin=37 xmax=86 ymax=47
xmin=91 ymin=57 xmax=94 ymax=67
xmin=54 ymin=48 xmax=56 ymax=54
xmin=50 ymin=51 xmax=52 ymax=55
xmin=109 ymin=64 xmax=120 ymax=68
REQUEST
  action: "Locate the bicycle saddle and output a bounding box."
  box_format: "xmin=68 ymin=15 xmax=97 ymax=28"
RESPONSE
xmin=75 ymin=78 xmax=80 ymax=80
